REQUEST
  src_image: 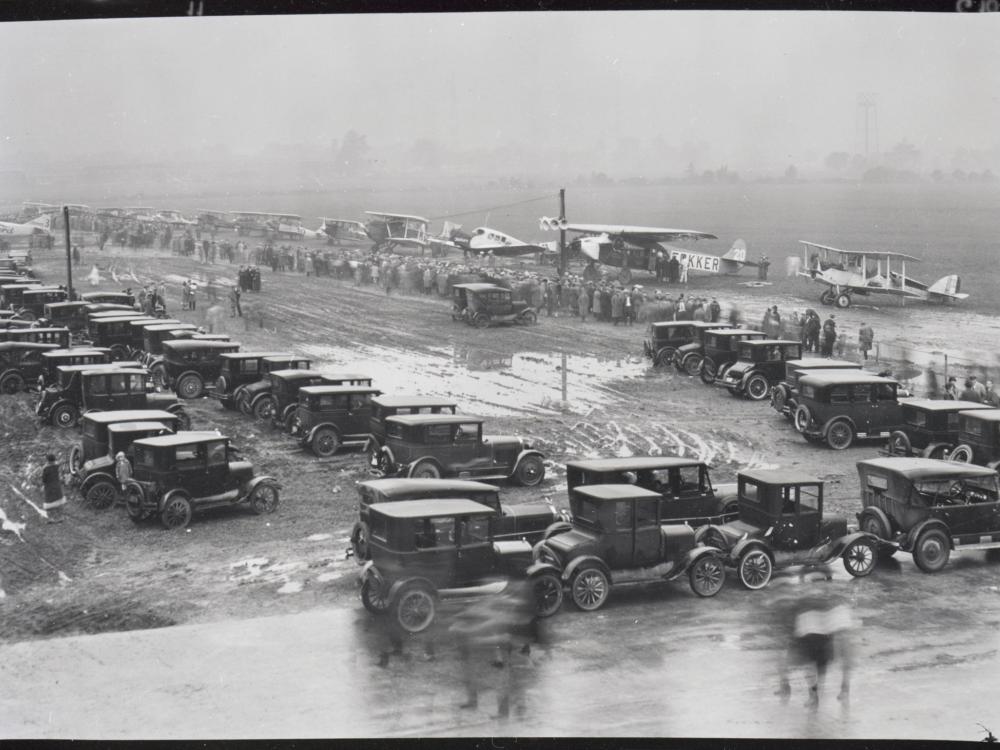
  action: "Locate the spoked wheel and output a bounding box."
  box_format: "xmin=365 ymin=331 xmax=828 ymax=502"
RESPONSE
xmin=514 ymin=455 xmax=545 ymax=487
xmin=409 ymin=460 xmax=441 ymax=479
xmin=160 ymin=494 xmax=193 ymax=530
xmin=151 ymin=364 xmax=168 ymax=389
xmin=361 ymin=577 xmax=389 ymax=613
xmin=311 ymin=427 xmax=340 ymax=458
xmin=0 ymin=371 xmax=25 ymax=394
xmin=570 ymin=565 xmax=610 ymax=611
xmin=177 ymin=373 xmax=204 ymax=399
xmin=472 ymin=313 xmax=490 ymax=329
xmin=518 ymin=310 xmax=538 ymax=326
xmin=655 ymin=347 xmax=677 ymax=368
xmin=393 ymin=583 xmax=436 ymax=633
xmin=771 ymin=385 xmax=788 ymax=414
xmin=888 ymin=431 xmax=911 ymax=457
xmin=248 ymin=483 xmax=279 ymax=515
xmin=738 ymin=549 xmax=773 ymax=590
xmin=531 ymin=572 xmax=564 ymax=617
xmin=85 ymin=480 xmax=118 ymax=511
xmin=125 ymin=485 xmax=148 ymax=523
xmin=689 ymin=554 xmax=726 ymax=597
xmin=842 ymin=538 xmax=877 ymax=577
xmin=793 ymin=404 xmax=812 ymax=434
xmin=682 ymin=353 xmax=703 ymax=377
xmin=948 ymin=444 xmax=974 ymax=463
xmin=860 ymin=513 xmax=896 ymax=560
xmin=825 ymin=419 xmax=854 ymax=450
xmin=745 ymin=374 xmax=771 ymax=401
xmin=253 ymin=396 xmax=276 ymax=422
xmin=700 ymin=357 xmax=718 ymax=384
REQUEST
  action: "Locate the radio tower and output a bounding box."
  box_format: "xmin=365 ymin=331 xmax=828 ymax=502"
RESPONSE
xmin=856 ymin=93 xmax=879 ymax=158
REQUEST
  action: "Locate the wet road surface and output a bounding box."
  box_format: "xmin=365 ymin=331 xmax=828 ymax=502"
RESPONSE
xmin=2 ymin=549 xmax=999 ymax=740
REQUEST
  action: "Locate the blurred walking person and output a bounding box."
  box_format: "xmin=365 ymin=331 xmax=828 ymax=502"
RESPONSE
xmin=41 ymin=453 xmax=66 ymax=524
xmin=858 ymin=322 xmax=874 ymax=361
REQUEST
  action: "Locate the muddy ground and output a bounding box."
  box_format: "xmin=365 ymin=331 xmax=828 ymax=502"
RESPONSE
xmin=1 ymin=240 xmax=996 ymax=644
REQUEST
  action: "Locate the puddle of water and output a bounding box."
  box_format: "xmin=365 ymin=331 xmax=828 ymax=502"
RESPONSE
xmin=277 ymin=581 xmax=303 ymax=594
xmin=317 ymin=571 xmax=344 ymax=583
xmin=296 ymin=342 xmax=646 ymax=417
xmin=0 ymin=505 xmax=26 ymax=541
xmin=305 ymin=533 xmax=333 ymax=542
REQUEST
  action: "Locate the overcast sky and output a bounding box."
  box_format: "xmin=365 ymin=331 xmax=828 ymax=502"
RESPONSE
xmin=1 ymin=11 xmax=997 ymax=169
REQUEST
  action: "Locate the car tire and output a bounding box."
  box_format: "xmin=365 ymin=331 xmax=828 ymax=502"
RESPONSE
xmin=737 ymin=548 xmax=773 ymax=590
xmin=689 ymin=554 xmax=726 ymax=597
xmin=860 ymin=513 xmax=896 ymax=560
xmin=109 ymin=344 xmax=129 ymax=361
xmin=125 ymin=485 xmax=148 ymax=523
xmin=0 ymin=371 xmax=25 ymax=394
xmin=151 ymin=363 xmax=167 ymax=388
xmin=473 ymin=313 xmax=490 ymax=329
xmin=771 ymin=385 xmax=788 ymax=414
xmin=311 ymin=427 xmax=341 ymax=458
xmin=570 ymin=565 xmax=610 ymax=611
xmin=160 ymin=494 xmax=193 ymax=530
xmin=531 ymin=572 xmax=564 ymax=617
xmin=69 ymin=445 xmax=84 ymax=477
xmin=682 ymin=353 xmax=703 ymax=377
xmin=282 ymin=409 xmax=297 ymax=433
xmin=253 ymin=396 xmax=276 ymax=422
xmin=409 ymin=460 xmax=441 ymax=479
xmin=825 ymin=419 xmax=854 ymax=450
xmin=393 ymin=582 xmax=437 ymax=633
xmin=51 ymin=403 xmax=78 ymax=429
xmin=745 ymin=373 xmax=770 ymax=401
xmin=842 ymin=538 xmax=877 ymax=577
xmin=361 ymin=577 xmax=389 ymax=613
xmin=888 ymin=431 xmax=911 ymax=456
xmin=85 ymin=479 xmax=118 ymax=511
xmin=248 ymin=483 xmax=279 ymax=515
xmin=699 ymin=357 xmax=718 ymax=384
xmin=655 ymin=347 xmax=677 ymax=368
xmin=169 ymin=407 xmax=191 ymax=431
xmin=519 ymin=309 xmax=538 ymax=326
xmin=948 ymin=444 xmax=974 ymax=463
xmin=513 ymin=455 xmax=545 ymax=487
xmin=215 ymin=376 xmax=230 ymax=406
xmin=176 ymin=372 xmax=204 ymax=399
xmin=793 ymin=404 xmax=812 ymax=434
xmin=926 ymin=445 xmax=950 ymax=460
xmin=352 ymin=522 xmax=371 ymax=562
xmin=913 ymin=528 xmax=950 ymax=573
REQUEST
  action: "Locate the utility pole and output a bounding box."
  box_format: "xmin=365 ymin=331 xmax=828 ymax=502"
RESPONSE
xmin=558 ymin=188 xmax=567 ymax=277
xmin=62 ymin=206 xmax=74 ymax=300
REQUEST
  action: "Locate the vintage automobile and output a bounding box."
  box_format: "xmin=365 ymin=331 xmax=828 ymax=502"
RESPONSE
xmin=290 ymin=385 xmax=382 ymax=457
xmin=246 ymin=368 xmax=367 ymax=423
xmin=698 ymin=328 xmax=770 ymax=384
xmin=84 ymin=315 xmax=157 ymax=360
xmin=720 ymin=339 xmax=804 ymax=401
xmin=70 ymin=408 xmax=183 ymax=478
xmin=642 ymin=321 xmax=728 ymax=368
xmin=41 ymin=301 xmax=92 ymax=333
xmin=142 ymin=328 xmax=229 ymax=374
xmin=84 ymin=309 xmax=144 ymax=326
xmin=0 ymin=283 xmax=56 ymax=311
xmin=37 ymin=364 xmax=189 ymax=428
xmin=135 ymin=323 xmax=200 ymax=367
xmin=80 ymin=291 xmax=136 ymax=307
xmin=232 ymin=355 xmax=316 ymax=414
xmin=452 ymin=283 xmax=537 ymax=328
xmin=948 ymin=409 xmax=1000 ymax=468
xmin=564 ymin=456 xmax=738 ymax=527
xmin=0 ymin=341 xmax=61 ymax=394
xmin=209 ymin=351 xmax=303 ymax=410
xmin=72 ymin=414 xmax=182 ymax=509
xmin=856 ymin=457 xmax=1000 ymax=572
xmin=125 ymin=318 xmax=185 ymax=358
xmin=373 ymin=414 xmax=546 ymax=486
xmin=38 ymin=347 xmax=113 ymax=388
xmin=123 ymin=432 xmax=280 ymax=530
xmin=16 ymin=288 xmax=69 ymax=321
xmin=531 ymin=484 xmax=728 ymax=610
xmin=0 ymin=326 xmax=71 ymax=348
xmin=793 ymin=370 xmax=905 ymax=450
xmin=158 ymin=339 xmax=241 ymax=399
xmin=367 ymin=395 xmax=458 ymax=450
xmin=671 ymin=321 xmax=736 ymax=375
xmin=0 ymin=315 xmax=35 ymax=328
xmin=695 ymin=468 xmax=878 ymax=589
xmin=358 ymin=498 xmax=564 ymax=633
xmin=884 ymin=399 xmax=993 ymax=459
xmin=770 ymin=358 xmax=861 ymax=420
xmin=349 ymin=478 xmax=570 ymax=562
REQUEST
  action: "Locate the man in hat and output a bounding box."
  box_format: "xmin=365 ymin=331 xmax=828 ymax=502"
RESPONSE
xmin=821 ymin=314 xmax=837 ymax=357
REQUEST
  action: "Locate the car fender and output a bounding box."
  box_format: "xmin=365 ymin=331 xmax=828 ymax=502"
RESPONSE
xmin=682 ymin=545 xmax=724 ymax=573
xmin=386 ymin=576 xmax=437 ymax=604
xmin=825 ymin=531 xmax=878 ymax=561
xmin=857 ymin=506 xmax=894 ymax=538
xmin=79 ymin=471 xmax=117 ymax=496
xmin=377 ymin=445 xmax=397 ymax=474
xmin=512 ymin=448 xmax=545 ymax=473
xmin=561 ymin=555 xmax=610 ymax=584
xmin=160 ymin=488 xmax=191 ymax=510
xmin=305 ymin=422 xmax=340 ymax=445
xmin=822 ymin=414 xmax=857 ymax=437
xmin=693 ymin=523 xmax=726 ymax=548
xmin=739 ymin=368 xmax=759 ymax=388
xmin=406 ymin=456 xmax=443 ymax=477
xmin=359 ymin=560 xmax=384 ymax=587
xmin=43 ymin=398 xmax=74 ymax=420
xmin=905 ymin=518 xmax=952 ymax=552
xmin=730 ymin=538 xmax=772 ymax=565
xmin=241 ymin=475 xmax=282 ymax=500
xmin=525 ymin=561 xmax=562 ymax=580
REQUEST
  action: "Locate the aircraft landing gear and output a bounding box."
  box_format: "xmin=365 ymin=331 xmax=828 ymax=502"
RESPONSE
xmin=820 ymin=289 xmax=835 ymax=305
xmin=835 ymin=293 xmax=852 ymax=308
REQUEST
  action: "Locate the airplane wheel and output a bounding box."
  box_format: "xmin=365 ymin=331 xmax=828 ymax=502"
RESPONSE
xmin=820 ymin=289 xmax=835 ymax=305
xmin=835 ymin=293 xmax=851 ymax=309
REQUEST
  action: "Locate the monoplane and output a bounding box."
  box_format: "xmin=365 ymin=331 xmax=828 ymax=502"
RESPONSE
xmin=364 ymin=211 xmax=429 ymax=253
xmin=797 ymin=241 xmax=968 ymax=309
xmin=0 ymin=213 xmax=52 ymax=238
xmin=539 ymin=216 xmax=752 ymax=283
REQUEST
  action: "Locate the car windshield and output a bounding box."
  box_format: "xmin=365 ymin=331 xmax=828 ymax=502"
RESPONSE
xmin=911 ymin=475 xmax=1000 ymax=505
xmin=134 ymin=445 xmax=155 ymax=468
xmin=574 ymin=498 xmax=601 ymax=530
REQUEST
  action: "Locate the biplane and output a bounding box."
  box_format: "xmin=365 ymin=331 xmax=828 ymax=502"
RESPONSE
xmin=320 ymin=218 xmax=369 ymax=246
xmin=538 ymin=216 xmax=753 ymax=283
xmin=156 ymin=210 xmax=196 ymax=226
xmin=196 ymin=210 xmax=235 ymax=232
xmin=464 ymin=226 xmax=549 ymax=258
xmin=798 ymin=241 xmax=968 ymax=309
xmin=231 ymin=211 xmax=319 ymax=240
xmin=364 ymin=211 xmax=429 ymax=253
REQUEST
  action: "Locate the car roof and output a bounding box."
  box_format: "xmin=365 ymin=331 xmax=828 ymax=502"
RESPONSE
xmin=373 ymin=394 xmax=457 ymax=408
xmin=81 ymin=409 xmax=178 ymax=424
xmin=370 ymin=498 xmax=496 ymax=518
xmin=386 ymin=414 xmax=483 ymax=426
xmin=707 ymin=329 xmax=768 ymax=337
xmin=857 ymin=457 xmax=997 ymax=479
xmin=786 ymin=358 xmax=859 ymax=369
xmin=57 ymin=363 xmax=140 ymax=373
xmin=741 ymin=339 xmax=801 ymax=347
xmin=573 ymin=484 xmax=662 ymax=501
xmin=162 ymin=340 xmax=241 ymax=351
xmin=740 ymin=468 xmax=821 ymax=485
xmin=144 ymin=323 xmax=198 ymax=332
xmin=453 ymin=283 xmax=504 ymax=292
xmin=315 ymin=371 xmax=371 ymax=380
xmin=44 ymin=301 xmax=89 ymax=309
xmin=107 ymin=420 xmax=173 ymax=433
xmin=220 ymin=351 xmax=294 ymax=360
xmin=358 ymin=478 xmax=499 ymax=495
xmin=958 ymin=408 xmax=1000 ymax=423
xmin=262 ymin=354 xmax=310 ymax=363
xmin=566 ymin=456 xmax=705 ymax=472
xmin=299 ymin=385 xmax=381 ymax=396
xmin=43 ymin=347 xmax=109 ymax=356
xmin=902 ymin=399 xmax=993 ymax=412
xmin=0 ymin=341 xmax=60 ymax=351
xmin=270 ymin=368 xmax=325 ymax=380
xmin=135 ymin=432 xmax=229 ymax=448
xmin=130 ymin=318 xmax=181 ymax=327
xmin=798 ymin=370 xmax=897 ymax=385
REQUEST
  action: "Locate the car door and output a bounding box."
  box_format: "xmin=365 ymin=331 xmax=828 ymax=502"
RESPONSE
xmin=455 ymin=422 xmax=490 ymax=475
xmin=661 ymin=466 xmax=710 ymax=523
xmin=869 ymin=382 xmax=901 ymax=438
xmin=174 ymin=443 xmax=207 ymax=499
xmin=85 ymin=373 xmax=111 ymax=411
xmin=633 ymin=498 xmax=661 ymax=566
xmin=343 ymin=393 xmax=372 ymax=439
xmin=606 ymin=500 xmax=634 ymax=568
xmin=413 ymin=516 xmax=461 ymax=587
xmin=456 ymin=514 xmax=496 ymax=585
xmin=771 ymin=485 xmax=820 ymax=551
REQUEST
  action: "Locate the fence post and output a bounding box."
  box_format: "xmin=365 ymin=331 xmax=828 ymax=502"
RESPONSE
xmin=944 ymin=354 xmax=949 ymax=385
xmin=561 ymin=351 xmax=568 ymax=404
xmin=875 ymin=342 xmax=880 ymax=364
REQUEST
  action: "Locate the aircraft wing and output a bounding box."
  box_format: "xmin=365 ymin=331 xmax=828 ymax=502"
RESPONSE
xmin=564 ymin=223 xmax=717 ymax=243
xmin=799 ymin=240 xmax=921 ymax=262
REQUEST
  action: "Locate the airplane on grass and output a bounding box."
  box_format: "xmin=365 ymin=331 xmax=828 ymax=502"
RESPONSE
xmin=364 ymin=211 xmax=429 ymax=253
xmin=463 ymin=226 xmax=550 ymax=258
xmin=319 ymin=218 xmax=369 ymax=246
xmin=797 ymin=240 xmax=968 ymax=309
xmin=0 ymin=213 xmax=53 ymax=237
xmin=539 ymin=216 xmax=754 ymax=283
xmin=232 ymin=211 xmax=324 ymax=241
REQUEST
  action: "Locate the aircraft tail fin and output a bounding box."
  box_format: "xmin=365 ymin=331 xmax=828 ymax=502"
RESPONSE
xmin=28 ymin=214 xmax=52 ymax=230
xmin=722 ymin=239 xmax=746 ymax=263
xmin=928 ymin=274 xmax=969 ymax=299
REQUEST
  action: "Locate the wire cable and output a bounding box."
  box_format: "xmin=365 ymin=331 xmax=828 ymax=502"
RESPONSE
xmin=428 ymin=193 xmax=556 ymax=222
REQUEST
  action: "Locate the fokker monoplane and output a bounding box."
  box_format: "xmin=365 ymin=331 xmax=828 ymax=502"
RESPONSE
xmin=797 ymin=241 xmax=968 ymax=309
xmin=539 ymin=216 xmax=752 ymax=283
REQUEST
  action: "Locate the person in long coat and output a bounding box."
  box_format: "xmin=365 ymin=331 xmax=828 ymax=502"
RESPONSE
xmin=577 ymin=285 xmax=589 ymax=322
xmin=591 ymin=286 xmax=604 ymax=319
xmin=611 ymin=289 xmax=625 ymax=325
